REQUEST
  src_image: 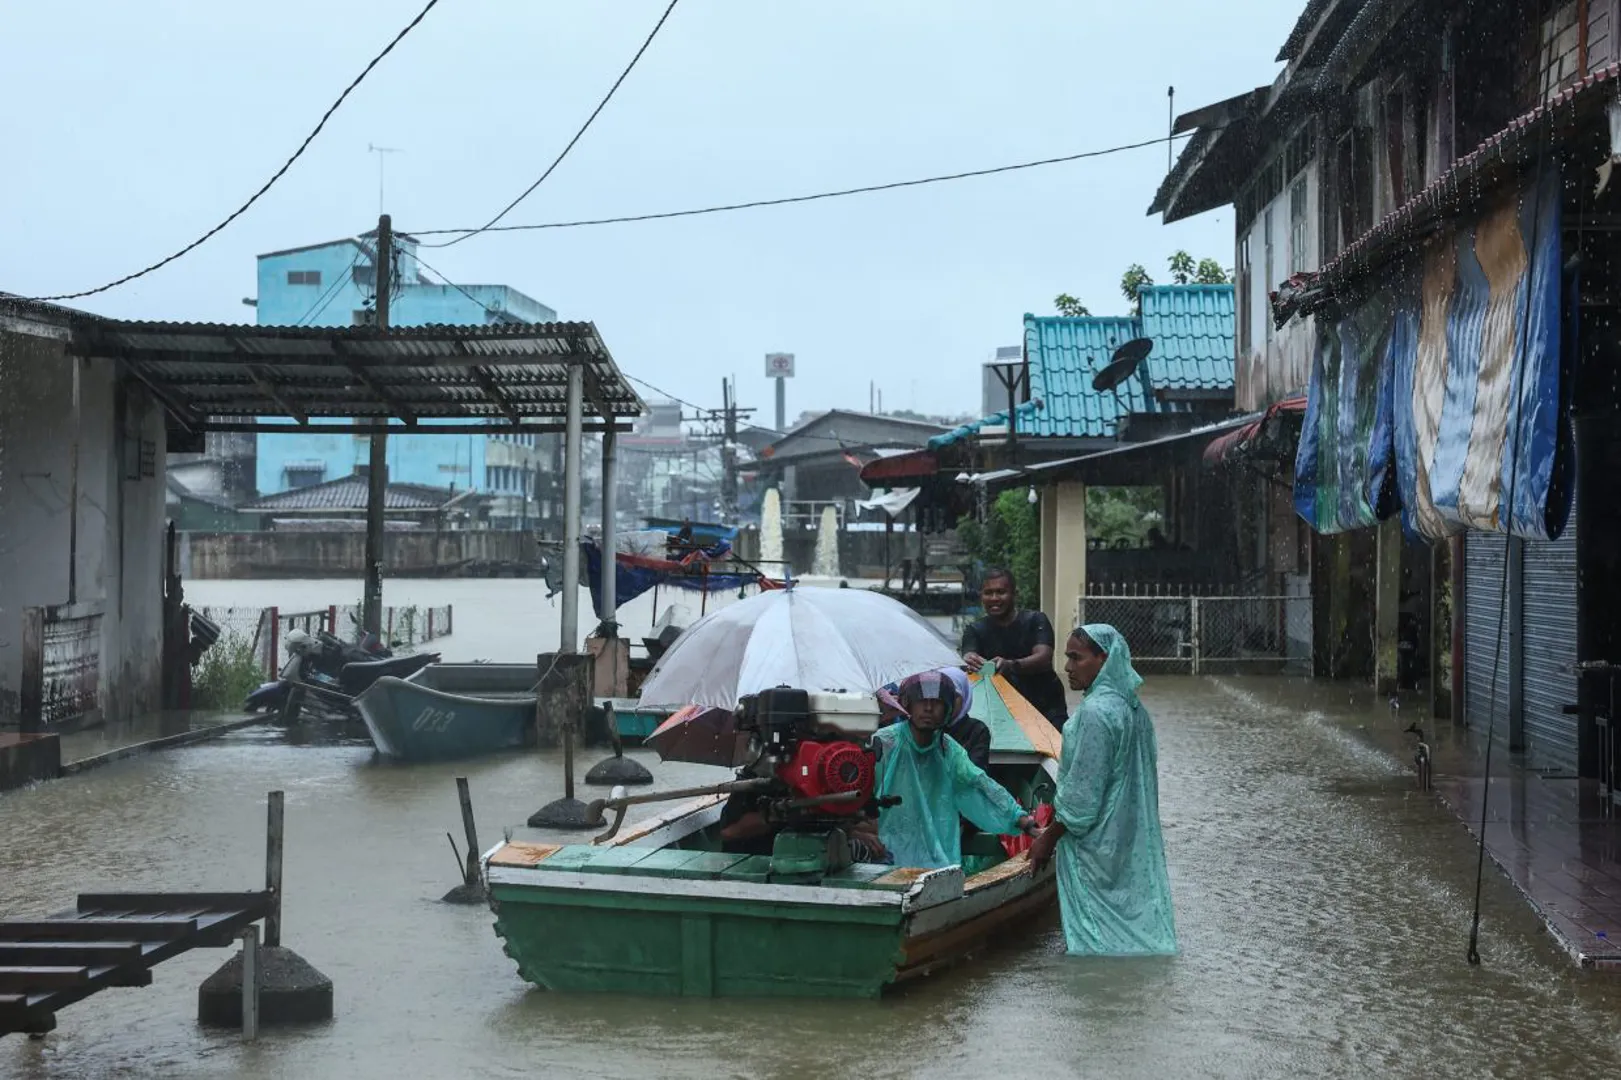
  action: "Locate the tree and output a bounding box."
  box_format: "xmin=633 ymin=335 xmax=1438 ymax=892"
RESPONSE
xmin=1054 ymin=293 xmax=1091 ymax=317
xmin=1120 ymin=264 xmax=1154 ymax=314
xmin=1195 ymin=257 xmax=1230 ymax=285
xmin=1168 ymin=251 xmax=1196 ymax=285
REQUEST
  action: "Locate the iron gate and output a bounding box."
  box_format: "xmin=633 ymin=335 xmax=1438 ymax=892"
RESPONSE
xmin=1075 ymin=592 xmax=1312 ymax=673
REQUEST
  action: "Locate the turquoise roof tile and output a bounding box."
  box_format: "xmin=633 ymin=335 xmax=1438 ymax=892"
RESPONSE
xmin=1023 ymin=315 xmax=1146 ymax=438
xmin=941 ymin=286 xmax=1235 ymax=443
xmin=1137 ymin=284 xmax=1236 ymax=391
xmin=928 ymin=399 xmax=1041 ymax=449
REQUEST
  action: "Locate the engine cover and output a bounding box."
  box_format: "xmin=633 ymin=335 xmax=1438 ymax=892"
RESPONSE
xmin=775 ymin=739 xmax=875 ymax=817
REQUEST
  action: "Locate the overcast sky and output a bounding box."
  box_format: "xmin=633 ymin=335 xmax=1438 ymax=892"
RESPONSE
xmin=2 ymin=0 xmax=1300 ymax=420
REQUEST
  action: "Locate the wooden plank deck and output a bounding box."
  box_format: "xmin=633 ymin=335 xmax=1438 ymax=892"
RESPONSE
xmin=0 ymin=891 xmax=273 ymax=1037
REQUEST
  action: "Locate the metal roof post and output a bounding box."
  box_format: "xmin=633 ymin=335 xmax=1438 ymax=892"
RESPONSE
xmin=559 ymin=363 xmax=585 ymax=654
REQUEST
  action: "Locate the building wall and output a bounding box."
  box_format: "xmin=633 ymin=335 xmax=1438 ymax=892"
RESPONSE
xmin=1235 ymin=127 xmax=1318 ymax=412
xmin=255 ymin=421 xmax=491 ymax=495
xmin=0 ymin=329 xmax=165 ymax=726
xmin=253 ymin=236 xmax=557 ymax=499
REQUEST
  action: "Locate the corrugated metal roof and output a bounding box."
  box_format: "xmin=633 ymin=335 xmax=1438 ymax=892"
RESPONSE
xmin=1024 ymin=315 xmax=1147 ymax=438
xmin=0 ymin=306 xmax=644 ymax=429
xmin=241 ymin=475 xmax=480 ymax=513
xmin=1138 ymin=285 xmax=1236 ymax=391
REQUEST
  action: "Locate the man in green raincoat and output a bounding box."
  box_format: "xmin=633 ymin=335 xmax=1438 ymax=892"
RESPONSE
xmin=1028 ymin=624 xmax=1177 ymax=956
xmin=860 ymin=669 xmax=1037 ymax=869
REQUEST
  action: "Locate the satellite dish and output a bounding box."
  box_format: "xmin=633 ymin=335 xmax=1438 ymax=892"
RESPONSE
xmin=1091 ymin=338 xmax=1154 ymax=392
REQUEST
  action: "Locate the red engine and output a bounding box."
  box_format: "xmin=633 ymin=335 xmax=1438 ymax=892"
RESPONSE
xmin=774 ymin=739 xmax=876 ymax=816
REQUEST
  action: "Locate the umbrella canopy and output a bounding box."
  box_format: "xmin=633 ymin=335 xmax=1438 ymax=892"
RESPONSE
xmin=647 ymin=705 xmax=753 ymax=767
xmin=637 ymin=586 xmax=960 ymax=709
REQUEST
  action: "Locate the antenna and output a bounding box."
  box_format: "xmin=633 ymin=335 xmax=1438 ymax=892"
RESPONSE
xmin=368 ymin=144 xmax=406 ymax=216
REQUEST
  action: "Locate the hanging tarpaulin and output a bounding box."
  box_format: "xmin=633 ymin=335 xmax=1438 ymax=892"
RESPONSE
xmin=854 ymin=487 xmax=921 ymax=517
xmin=582 ymin=541 xmax=771 ymax=619
xmin=1391 ymin=168 xmax=1570 ymax=540
xmin=1293 ymin=291 xmax=1400 ymax=533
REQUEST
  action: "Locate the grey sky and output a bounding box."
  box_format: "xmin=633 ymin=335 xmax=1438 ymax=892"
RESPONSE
xmin=2 ymin=0 xmax=1300 ymax=420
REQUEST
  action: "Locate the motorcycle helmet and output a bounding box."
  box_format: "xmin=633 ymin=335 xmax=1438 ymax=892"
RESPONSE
xmin=284 ymin=629 xmax=313 ymax=654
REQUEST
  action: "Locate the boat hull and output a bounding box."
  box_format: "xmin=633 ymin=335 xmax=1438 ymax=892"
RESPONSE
xmin=484 ymin=798 xmax=1057 ymax=999
xmin=355 ymin=666 xmax=535 ymax=762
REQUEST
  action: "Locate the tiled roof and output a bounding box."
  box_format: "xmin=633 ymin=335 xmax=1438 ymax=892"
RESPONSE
xmin=242 ymin=474 xmax=479 ymax=513
xmin=1024 ymin=315 xmax=1147 ymax=438
xmin=928 ymin=400 xmax=1042 ymax=449
xmin=1138 ymin=285 xmax=1236 ymax=391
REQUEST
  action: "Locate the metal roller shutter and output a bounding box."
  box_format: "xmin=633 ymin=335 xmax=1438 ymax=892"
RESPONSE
xmin=1465 ymin=533 xmax=1513 ymax=745
xmin=1521 ymin=499 xmax=1579 ymax=774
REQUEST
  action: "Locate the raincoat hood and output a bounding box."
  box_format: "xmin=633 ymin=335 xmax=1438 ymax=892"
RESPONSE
xmin=1079 ymin=623 xmax=1143 ymax=706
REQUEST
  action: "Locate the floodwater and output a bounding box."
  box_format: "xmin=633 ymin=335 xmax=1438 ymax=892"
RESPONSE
xmin=6 ymin=665 xmax=1621 ymax=1075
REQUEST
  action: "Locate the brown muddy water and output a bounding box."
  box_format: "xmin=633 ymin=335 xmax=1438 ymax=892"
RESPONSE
xmin=4 ymin=606 xmax=1621 ymax=1077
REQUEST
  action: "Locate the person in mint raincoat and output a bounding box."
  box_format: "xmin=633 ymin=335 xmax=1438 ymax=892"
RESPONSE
xmin=865 ymin=670 xmax=1037 ymax=869
xmin=1029 ymin=624 xmax=1177 ymax=956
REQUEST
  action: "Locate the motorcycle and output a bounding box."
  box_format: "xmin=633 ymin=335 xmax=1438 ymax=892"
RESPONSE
xmin=244 ymin=620 xmax=439 ymax=722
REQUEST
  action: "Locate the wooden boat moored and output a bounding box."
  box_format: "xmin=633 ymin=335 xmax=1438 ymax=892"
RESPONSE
xmin=483 ymin=672 xmax=1062 ymax=998
xmin=355 ymin=663 xmax=536 ymax=762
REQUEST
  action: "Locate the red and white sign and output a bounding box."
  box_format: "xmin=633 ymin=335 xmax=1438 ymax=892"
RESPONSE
xmin=764 ymin=352 xmax=795 ymax=379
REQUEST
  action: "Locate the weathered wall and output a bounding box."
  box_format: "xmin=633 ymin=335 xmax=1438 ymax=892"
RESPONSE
xmin=182 ymin=529 xmax=534 ymax=579
xmin=0 ymin=327 xmax=166 ymax=726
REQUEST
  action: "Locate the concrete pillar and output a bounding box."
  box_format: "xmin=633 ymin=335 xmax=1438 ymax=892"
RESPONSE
xmin=1051 ymin=482 xmax=1088 ymax=633
xmin=1039 ymin=485 xmax=1060 ymax=623
xmin=559 ymin=366 xmax=584 ymax=655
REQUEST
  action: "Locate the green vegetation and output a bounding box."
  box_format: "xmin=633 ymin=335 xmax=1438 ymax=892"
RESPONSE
xmin=1055 ymin=250 xmax=1232 ymax=318
xmin=959 ymin=490 xmax=1041 ymax=610
xmin=1085 ymin=487 xmax=1166 ymax=548
xmin=191 ymin=633 xmax=265 ymax=712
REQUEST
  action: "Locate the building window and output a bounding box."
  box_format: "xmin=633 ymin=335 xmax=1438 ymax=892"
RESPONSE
xmin=285 ymin=466 xmax=324 ymax=489
xmin=1289 ymin=176 xmax=1309 ymax=275
xmin=287 ymin=270 xmax=322 ymax=286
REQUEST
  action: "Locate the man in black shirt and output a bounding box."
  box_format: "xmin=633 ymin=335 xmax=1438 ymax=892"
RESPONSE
xmin=961 ymin=567 xmax=1071 ymax=728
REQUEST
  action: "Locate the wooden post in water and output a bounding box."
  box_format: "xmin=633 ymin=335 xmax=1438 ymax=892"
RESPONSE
xmin=457 ymin=777 xmax=480 ymax=886
xmin=240 ymin=925 xmax=260 ymax=1040
xmin=265 ymin=791 xmax=284 ymax=949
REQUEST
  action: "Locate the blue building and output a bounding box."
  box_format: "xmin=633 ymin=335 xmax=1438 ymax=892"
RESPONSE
xmin=250 ymin=231 xmax=560 ymax=529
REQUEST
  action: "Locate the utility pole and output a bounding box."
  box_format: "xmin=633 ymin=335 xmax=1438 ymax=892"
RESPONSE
xmin=362 ymin=214 xmax=392 ymax=636
xmin=720 ymin=377 xmax=738 ymax=524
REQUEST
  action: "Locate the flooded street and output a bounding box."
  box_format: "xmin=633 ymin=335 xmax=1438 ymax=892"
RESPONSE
xmin=4 ymin=672 xmax=1620 ymax=1079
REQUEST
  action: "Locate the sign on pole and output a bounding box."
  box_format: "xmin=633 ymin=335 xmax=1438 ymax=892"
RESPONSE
xmin=765 ymin=353 xmax=795 ymax=379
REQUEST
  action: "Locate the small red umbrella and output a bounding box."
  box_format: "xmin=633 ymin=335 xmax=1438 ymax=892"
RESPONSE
xmin=647 ymin=705 xmax=754 ymax=768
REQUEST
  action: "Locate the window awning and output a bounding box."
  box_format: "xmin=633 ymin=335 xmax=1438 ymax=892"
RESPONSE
xmin=1202 ymin=396 xmax=1306 ymax=469
xmin=859 ymin=448 xmax=937 ymax=485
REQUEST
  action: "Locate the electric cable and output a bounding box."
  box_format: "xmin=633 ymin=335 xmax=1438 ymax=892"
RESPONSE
xmin=24 ymin=0 xmax=444 ymax=303
xmin=409 ymin=133 xmax=1189 ymax=240
xmin=420 ymin=0 xmax=682 ymax=249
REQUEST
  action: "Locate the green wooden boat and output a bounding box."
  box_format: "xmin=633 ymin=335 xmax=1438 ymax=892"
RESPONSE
xmin=355 ymin=663 xmax=536 ymax=762
xmin=483 ymin=673 xmax=1062 ymax=998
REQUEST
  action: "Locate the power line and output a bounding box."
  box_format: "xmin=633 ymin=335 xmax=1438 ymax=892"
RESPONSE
xmin=420 ymin=0 xmax=682 ymax=249
xmin=24 ymin=0 xmax=444 ymax=303
xmin=407 ymin=132 xmax=1189 ymax=240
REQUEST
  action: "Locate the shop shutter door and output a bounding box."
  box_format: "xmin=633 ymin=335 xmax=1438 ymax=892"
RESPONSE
xmin=1521 ymin=500 xmax=1579 ymax=775
xmin=1465 ymin=534 xmax=1513 ymax=745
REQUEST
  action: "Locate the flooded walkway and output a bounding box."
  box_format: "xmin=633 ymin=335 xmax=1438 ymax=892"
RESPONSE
xmin=4 ymin=676 xmax=1621 ymax=1078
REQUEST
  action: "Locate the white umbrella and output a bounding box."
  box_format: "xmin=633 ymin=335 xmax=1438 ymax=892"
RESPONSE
xmin=636 ymin=586 xmax=960 ymax=709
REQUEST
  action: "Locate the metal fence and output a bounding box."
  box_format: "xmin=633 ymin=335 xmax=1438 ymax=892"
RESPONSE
xmin=193 ymin=604 xmax=455 ymax=679
xmin=1075 ymin=591 xmax=1312 ymax=674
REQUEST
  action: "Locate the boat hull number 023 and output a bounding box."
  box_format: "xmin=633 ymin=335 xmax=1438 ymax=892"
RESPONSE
xmin=411 ymin=707 xmax=456 ymax=733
